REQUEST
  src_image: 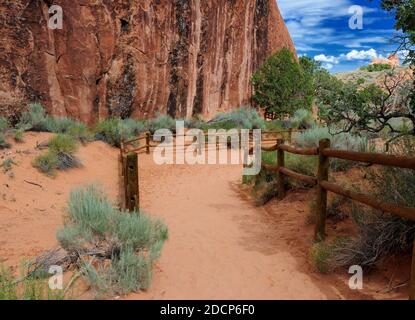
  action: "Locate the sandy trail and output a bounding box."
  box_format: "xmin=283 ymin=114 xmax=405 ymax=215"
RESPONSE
xmin=0 ymin=134 xmax=349 ymax=299
xmin=130 ymin=151 xmax=331 ymax=300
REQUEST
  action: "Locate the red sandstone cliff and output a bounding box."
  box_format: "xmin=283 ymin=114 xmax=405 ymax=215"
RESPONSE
xmin=0 ymin=0 xmax=295 ymax=123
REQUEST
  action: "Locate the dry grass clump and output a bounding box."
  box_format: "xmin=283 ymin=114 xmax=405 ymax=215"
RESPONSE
xmin=0 ymin=264 xmax=66 ymax=300
xmin=53 ymin=185 xmax=168 ymax=297
xmin=33 ymin=134 xmax=82 ymax=176
xmin=310 ymin=138 xmax=415 ymax=272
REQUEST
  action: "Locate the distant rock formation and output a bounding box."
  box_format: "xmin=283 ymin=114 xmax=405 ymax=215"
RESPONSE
xmin=371 ymin=54 xmax=400 ymax=67
xmin=0 ymin=0 xmax=295 ymax=123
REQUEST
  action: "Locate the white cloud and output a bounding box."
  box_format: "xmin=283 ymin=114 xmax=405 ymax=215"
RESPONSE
xmin=314 ymin=54 xmax=340 ymax=64
xmin=313 ymin=48 xmax=383 ymax=69
xmin=323 ymin=63 xmax=334 ymax=70
xmin=344 ymin=48 xmax=379 ymax=60
xmin=278 ymin=0 xmax=394 ymax=52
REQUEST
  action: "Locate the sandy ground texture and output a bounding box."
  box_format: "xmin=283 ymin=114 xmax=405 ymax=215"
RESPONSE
xmin=0 ymin=132 xmax=120 ymax=268
xmin=0 ymin=133 xmax=409 ymax=299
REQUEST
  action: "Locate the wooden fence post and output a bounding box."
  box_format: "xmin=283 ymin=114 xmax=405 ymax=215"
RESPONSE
xmin=146 ymin=132 xmax=150 ymax=155
xmin=315 ymin=139 xmax=330 ymax=241
xmin=410 ymin=238 xmax=415 ymax=300
xmin=120 ymin=140 xmax=125 ymax=178
xmin=198 ymin=131 xmax=203 ymax=155
xmin=124 ymin=152 xmax=139 ymax=212
xmin=277 ymin=139 xmax=285 ymax=200
xmin=288 ymin=128 xmax=293 ymax=143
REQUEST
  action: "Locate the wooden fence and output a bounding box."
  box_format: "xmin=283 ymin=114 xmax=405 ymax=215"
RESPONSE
xmin=118 ymin=129 xmax=302 ymax=211
xmin=249 ymin=138 xmax=415 ymax=300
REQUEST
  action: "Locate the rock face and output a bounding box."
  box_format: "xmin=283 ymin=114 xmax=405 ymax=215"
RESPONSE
xmin=0 ymin=0 xmax=294 ymax=123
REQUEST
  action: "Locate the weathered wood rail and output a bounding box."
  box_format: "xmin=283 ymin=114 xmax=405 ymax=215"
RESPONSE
xmin=248 ymin=138 xmax=415 ymax=299
xmin=118 ymin=129 xmax=303 ymax=211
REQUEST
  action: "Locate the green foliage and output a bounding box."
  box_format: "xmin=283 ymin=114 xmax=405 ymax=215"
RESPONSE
xmin=360 ymin=63 xmax=392 ymax=72
xmin=18 ymin=103 xmax=49 ymax=132
xmin=264 ymin=120 xmax=286 ymax=131
xmin=1 ymin=158 xmax=16 ymax=173
xmin=13 ymin=129 xmax=24 ymax=142
xmin=310 ymin=242 xmax=334 ymax=273
xmin=0 ymin=264 xmax=65 ymax=300
xmin=49 ymin=134 xmax=78 ymax=154
xmin=94 ymin=118 xmax=146 ymax=147
xmin=0 ymin=117 xmax=9 ymax=133
xmin=326 ymin=138 xmax=415 ymax=269
xmin=251 ymin=48 xmax=313 ymax=117
xmin=295 ymin=127 xmax=371 ymax=152
xmin=50 ymin=118 xmax=92 ymax=143
xmin=33 ymin=134 xmax=81 ymax=175
xmin=0 ymin=133 xmax=11 ymax=149
xmin=290 ymin=109 xmax=315 ymax=129
xmin=17 ymin=103 xmax=93 ymax=143
xmin=295 ymin=126 xmax=372 ymax=171
xmin=318 ymin=72 xmax=414 ymax=136
xmin=58 ymin=185 xmax=168 ymax=296
xmin=148 ymin=114 xmax=177 ymax=134
xmin=247 ymin=151 xmax=318 ymax=205
xmin=33 ymin=152 xmax=58 ymax=176
xmin=207 ymin=106 xmax=265 ymax=130
xmin=56 ymin=152 xmax=82 ymax=171
xmin=381 ymin=0 xmax=415 ymax=66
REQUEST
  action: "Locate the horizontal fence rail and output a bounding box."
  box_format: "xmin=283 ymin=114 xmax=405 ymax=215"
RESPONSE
xmin=250 ymin=138 xmax=415 ymax=300
xmin=121 ymin=129 xmax=305 ymax=156
xmin=322 ymin=149 xmax=415 ymax=170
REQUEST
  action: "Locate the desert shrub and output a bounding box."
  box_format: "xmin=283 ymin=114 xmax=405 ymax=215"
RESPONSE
xmin=65 ymin=184 xmax=114 ymax=235
xmin=290 ymin=109 xmax=315 ymax=129
xmin=34 ymin=134 xmax=81 ymax=175
xmin=13 ymin=129 xmax=24 ymax=142
xmin=148 ymin=114 xmax=177 ymax=134
xmin=262 ymin=151 xmax=317 ymax=178
xmin=310 ymin=238 xmax=348 ymax=273
xmin=49 ymin=118 xmax=93 ymax=143
xmin=94 ymin=118 xmax=146 ymax=147
xmin=48 ymin=134 xmax=78 ymax=154
xmin=247 ymin=151 xmax=317 ymax=205
xmin=33 ymin=152 xmax=58 ymax=176
xmin=57 ymin=185 xmax=168 ymax=296
xmin=264 ymin=120 xmax=286 ymax=131
xmin=94 ymin=118 xmax=122 ymax=147
xmin=1 ymin=158 xmax=16 ymax=173
xmin=0 ymin=264 xmax=65 ymax=300
xmin=184 ymin=116 xmax=207 ymax=130
xmin=56 ymin=152 xmax=82 ymax=170
xmin=285 ymin=152 xmax=317 ymax=178
xmin=0 ymin=133 xmax=11 ymax=149
xmin=17 ymin=103 xmax=93 ymax=143
xmin=18 ymin=103 xmax=49 ymax=132
xmin=360 ymin=63 xmax=392 ymax=72
xmin=294 ymin=126 xmax=372 ymax=171
xmin=310 ymin=242 xmax=335 ymax=273
xmin=0 ymin=117 xmax=9 ymax=132
xmin=207 ymin=106 xmax=265 ymax=130
xmin=295 ymin=126 xmax=370 ymax=151
xmin=328 ymin=138 xmax=415 ymax=269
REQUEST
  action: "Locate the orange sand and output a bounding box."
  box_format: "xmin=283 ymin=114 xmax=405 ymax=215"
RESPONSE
xmin=0 ymin=132 xmax=407 ymax=299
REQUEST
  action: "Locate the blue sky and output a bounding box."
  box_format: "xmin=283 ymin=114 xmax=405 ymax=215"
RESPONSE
xmin=277 ymin=0 xmax=405 ymax=73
